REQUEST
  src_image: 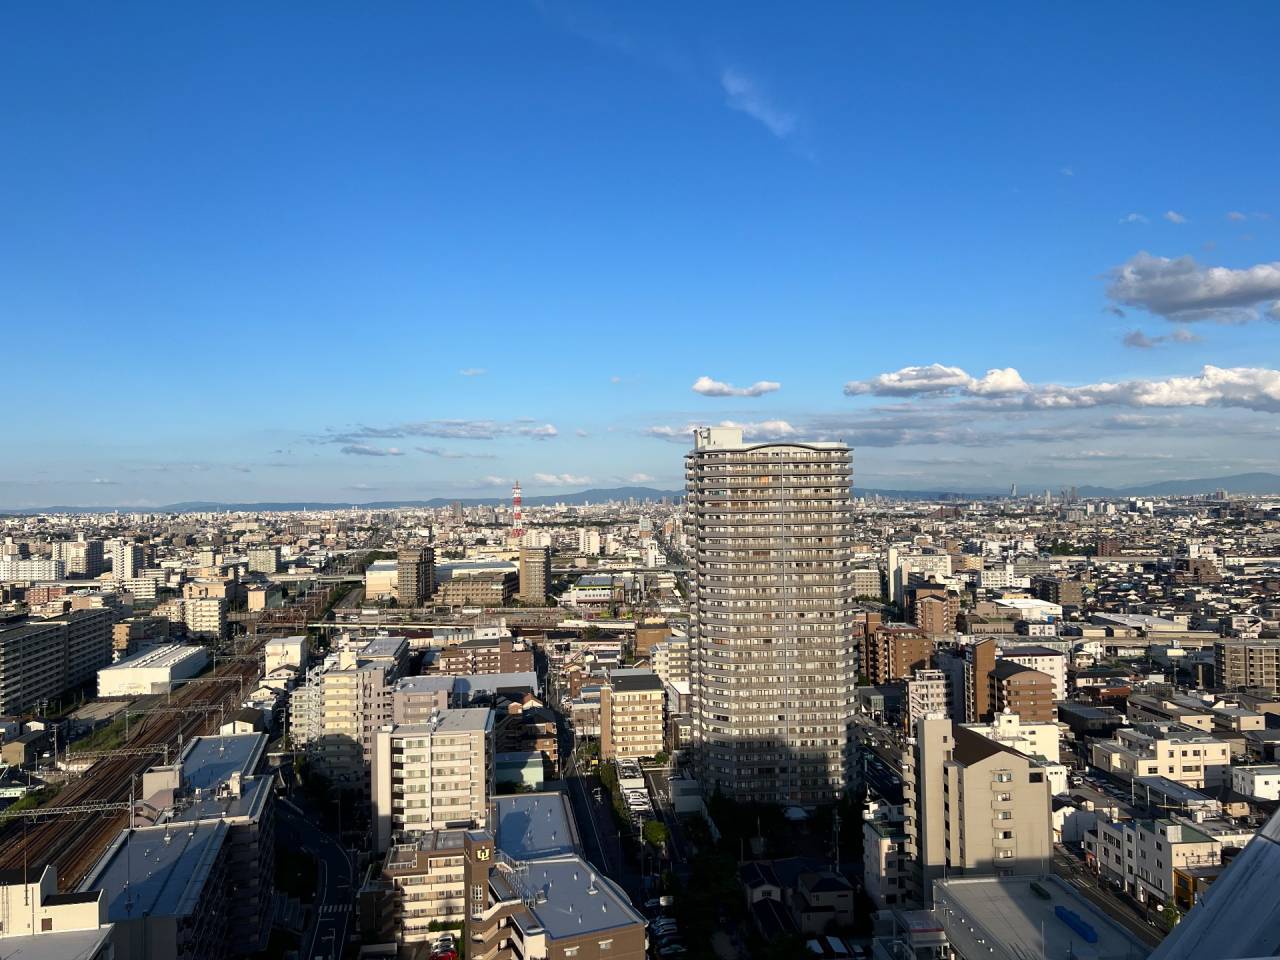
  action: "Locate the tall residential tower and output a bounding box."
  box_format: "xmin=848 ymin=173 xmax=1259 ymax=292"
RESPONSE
xmin=686 ymin=425 xmax=856 ymax=805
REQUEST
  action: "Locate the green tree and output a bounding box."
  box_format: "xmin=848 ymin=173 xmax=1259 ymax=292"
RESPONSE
xmin=643 ymin=820 xmax=669 ymax=848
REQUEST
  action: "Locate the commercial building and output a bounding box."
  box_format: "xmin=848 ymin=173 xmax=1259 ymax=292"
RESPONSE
xmin=97 ymin=644 xmax=209 ymax=697
xmin=1215 ymin=638 xmax=1280 ymax=694
xmin=1089 ymin=816 xmax=1220 ymax=906
xmin=397 ymin=546 xmax=436 ymax=608
xmin=365 ymin=559 xmax=398 ymax=600
xmin=600 ymin=671 xmax=665 ymax=760
xmin=686 ymin=426 xmax=856 ymax=805
xmin=0 ymin=608 xmax=113 ymax=714
xmin=1090 ymin=724 xmax=1232 ymax=790
xmin=372 ymin=708 xmax=494 ymax=853
xmin=517 ymin=546 xmax=551 ymax=604
xmin=435 ymin=567 xmax=517 ymax=608
xmin=904 ymin=717 xmax=1053 ymax=905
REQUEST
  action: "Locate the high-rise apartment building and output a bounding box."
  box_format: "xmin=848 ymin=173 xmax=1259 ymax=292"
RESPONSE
xmin=371 ymin=708 xmax=494 ymax=852
xmin=50 ymin=537 xmax=104 ymax=578
xmin=963 ymin=638 xmax=997 ymax=722
xmin=686 ymin=425 xmax=856 ymax=804
xmin=0 ymin=609 xmax=113 ymax=713
xmin=517 ymin=546 xmax=551 ymax=604
xmin=1215 ymin=639 xmax=1280 ymax=694
xmin=110 ymin=539 xmax=144 ymax=580
xmin=903 ymin=716 xmax=1053 ymax=905
xmin=989 ymin=661 xmax=1056 ymax=723
xmin=246 ymin=545 xmax=281 ymax=575
xmin=397 ymin=546 xmax=436 ymax=608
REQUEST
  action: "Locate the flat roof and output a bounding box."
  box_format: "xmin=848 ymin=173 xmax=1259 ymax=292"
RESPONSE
xmin=392 ymin=707 xmax=493 ymax=735
xmin=505 ymin=855 xmax=644 ymax=940
xmin=494 ymin=792 xmax=580 ymax=860
xmin=933 ymin=875 xmax=1149 ymax=960
xmin=100 ymin=644 xmax=206 ymax=671
xmin=0 ymin=926 xmax=115 ymax=958
xmin=179 ymin=734 xmax=267 ymax=793
xmin=86 ymin=819 xmax=229 ymax=921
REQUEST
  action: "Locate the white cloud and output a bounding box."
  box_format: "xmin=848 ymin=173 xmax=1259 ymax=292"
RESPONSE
xmin=720 ymin=68 xmax=796 ymax=139
xmin=624 ymin=473 xmax=655 ymax=483
xmin=1106 ymin=251 xmax=1280 ymax=323
xmin=843 ymin=364 xmax=1028 ymax=398
xmin=533 ymin=473 xmax=593 ymax=486
xmin=339 ymin=444 xmax=405 ymax=457
xmin=845 ymin=362 xmax=1280 ymax=413
xmin=575 ymin=429 xmax=590 ymax=437
xmin=322 ymin=419 xmax=559 ymax=444
xmin=691 ymin=375 xmax=781 ymax=398
xmin=1164 ymin=210 xmax=1188 ymax=224
xmin=459 ymin=367 xmax=487 ymax=377
xmin=416 ymin=447 xmax=496 ymax=460
xmin=1228 ymin=211 xmax=1249 ymax=222
xmin=1120 ymin=213 xmax=1149 ymax=224
xmin=479 ymin=475 xmax=511 ymax=487
xmin=1060 ymin=166 xmax=1075 ymax=177
xmin=645 ymin=419 xmax=799 ymax=443
xmin=517 ymin=424 xmax=559 ymax=440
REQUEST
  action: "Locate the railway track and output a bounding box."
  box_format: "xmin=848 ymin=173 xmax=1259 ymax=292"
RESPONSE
xmin=0 ymin=546 xmax=380 ymax=890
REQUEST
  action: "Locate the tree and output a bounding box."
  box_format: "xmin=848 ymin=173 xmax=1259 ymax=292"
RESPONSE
xmin=643 ymin=820 xmax=669 ymax=848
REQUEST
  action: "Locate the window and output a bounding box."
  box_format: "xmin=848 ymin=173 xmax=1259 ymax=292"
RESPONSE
xmin=599 ymin=939 xmax=614 ymax=951
xmin=1030 ymin=772 xmax=1043 ymax=783
xmin=41 ymin=919 xmax=52 ymax=932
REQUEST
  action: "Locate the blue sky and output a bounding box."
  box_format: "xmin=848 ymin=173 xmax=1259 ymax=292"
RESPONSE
xmin=2 ymin=2 xmax=1279 ymax=505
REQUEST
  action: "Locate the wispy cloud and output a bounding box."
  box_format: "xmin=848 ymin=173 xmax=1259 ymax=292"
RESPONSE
xmin=1164 ymin=210 xmax=1188 ymax=224
xmin=720 ymin=68 xmax=797 ymax=140
xmin=416 ymin=447 xmax=496 ymax=460
xmin=339 ymin=444 xmax=405 ymax=457
xmin=691 ymin=375 xmax=781 ymax=398
xmin=645 ymin=419 xmax=799 ymax=443
xmin=1120 ymin=212 xmax=1149 ymax=224
xmin=317 ymin=419 xmax=558 ymax=444
xmin=1122 ymin=328 xmax=1201 ymax=349
xmin=459 ymin=367 xmax=487 ymax=377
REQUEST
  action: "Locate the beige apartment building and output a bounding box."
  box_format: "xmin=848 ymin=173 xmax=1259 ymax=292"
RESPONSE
xmin=651 ymin=635 xmax=690 ymax=686
xmin=904 ymin=716 xmax=1053 ymax=905
xmin=397 ymin=546 xmax=436 ymax=608
xmin=1089 ymin=816 xmax=1221 ymax=906
xmin=1215 ymin=638 xmax=1280 ymax=694
xmin=600 ymin=671 xmax=665 ymax=760
xmin=517 ymin=545 xmax=551 ymax=604
xmin=1090 ymin=724 xmax=1231 ymax=789
xmin=686 ymin=425 xmax=856 ymax=804
xmin=372 ymin=708 xmax=494 ymax=852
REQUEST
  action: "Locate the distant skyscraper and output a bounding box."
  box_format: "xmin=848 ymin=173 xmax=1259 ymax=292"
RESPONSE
xmin=686 ymin=425 xmax=856 ymax=804
xmin=1010 ymin=482 xmax=1017 ymax=498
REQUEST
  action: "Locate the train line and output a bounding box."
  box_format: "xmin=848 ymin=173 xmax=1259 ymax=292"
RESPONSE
xmin=0 ymin=547 xmax=379 ymax=890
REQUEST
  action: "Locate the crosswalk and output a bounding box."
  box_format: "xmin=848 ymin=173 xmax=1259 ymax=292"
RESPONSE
xmin=318 ymin=904 xmax=352 ymax=914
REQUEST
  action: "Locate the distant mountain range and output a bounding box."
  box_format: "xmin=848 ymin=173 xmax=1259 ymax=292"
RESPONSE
xmin=4 ymin=473 xmax=1280 ymax=514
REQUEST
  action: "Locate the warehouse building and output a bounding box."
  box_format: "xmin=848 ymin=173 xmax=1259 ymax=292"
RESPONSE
xmin=97 ymin=644 xmax=209 ymax=697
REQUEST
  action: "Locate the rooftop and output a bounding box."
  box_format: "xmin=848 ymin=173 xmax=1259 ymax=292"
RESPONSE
xmin=500 ymin=854 xmax=645 ymax=940
xmin=934 ymin=875 xmax=1149 ymax=960
xmin=84 ymin=819 xmax=229 ymax=921
xmin=494 ymin=792 xmax=580 ymax=860
xmin=179 ymin=733 xmax=266 ymax=794
xmin=100 ymin=643 xmax=206 ymax=671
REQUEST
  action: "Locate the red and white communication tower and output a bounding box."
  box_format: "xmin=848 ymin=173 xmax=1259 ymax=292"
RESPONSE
xmin=510 ymin=480 xmax=524 ymax=541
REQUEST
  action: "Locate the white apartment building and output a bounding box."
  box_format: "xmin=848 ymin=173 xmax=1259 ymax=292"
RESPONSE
xmin=264 ymin=635 xmax=307 ymax=674
xmin=651 ymin=636 xmax=690 ymax=686
xmin=1089 ymin=816 xmax=1220 ymax=905
xmin=862 ymin=801 xmax=911 ymax=910
xmin=372 ymin=709 xmax=494 ymax=852
xmin=0 ymin=557 xmax=64 ymax=581
xmin=962 ymin=709 xmax=1061 ymax=763
xmin=184 ymin=596 xmax=226 ymax=639
xmin=1231 ymin=764 xmax=1280 ymax=801
xmin=577 ymin=528 xmax=602 ymax=556
xmin=687 ymin=426 xmax=856 ymax=805
xmin=1090 ymin=724 xmax=1231 ymax=790
xmin=110 ymin=540 xmax=143 ymax=580
xmin=905 ymin=669 xmax=950 ymax=730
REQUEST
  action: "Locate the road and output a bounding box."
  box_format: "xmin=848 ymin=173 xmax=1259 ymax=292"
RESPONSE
xmin=1052 ymin=846 xmax=1163 ymax=948
xmin=643 ymin=764 xmax=691 ymax=872
xmin=279 ymin=797 xmax=355 ymax=960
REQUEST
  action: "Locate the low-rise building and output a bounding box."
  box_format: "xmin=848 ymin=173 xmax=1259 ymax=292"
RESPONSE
xmin=1231 ymin=764 xmax=1280 ymax=800
xmin=1090 ymin=724 xmax=1232 ymax=790
xmin=97 ymin=644 xmax=209 ymax=697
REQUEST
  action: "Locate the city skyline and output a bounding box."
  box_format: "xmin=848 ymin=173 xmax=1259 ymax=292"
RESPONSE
xmin=4 ymin=3 xmax=1279 ymax=506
